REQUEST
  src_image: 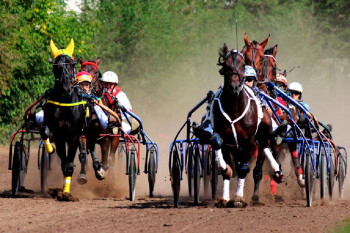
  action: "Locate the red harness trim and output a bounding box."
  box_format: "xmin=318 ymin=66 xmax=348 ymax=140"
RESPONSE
xmin=81 ymin=62 xmax=98 ymax=70
xmin=111 ymin=86 xmax=122 ymax=97
xmin=104 ymin=92 xmax=114 ymax=107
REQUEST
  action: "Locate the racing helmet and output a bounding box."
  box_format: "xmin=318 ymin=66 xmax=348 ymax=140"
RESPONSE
xmin=243 ymin=65 xmax=256 ymax=78
xmin=276 ymin=73 xmax=288 ymax=86
xmin=101 ymin=71 xmax=118 ymax=84
xmin=288 ymin=82 xmax=303 ymax=93
xmin=76 ymin=71 xmax=92 ymax=84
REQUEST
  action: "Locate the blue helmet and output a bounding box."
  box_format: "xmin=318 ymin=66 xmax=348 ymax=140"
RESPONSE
xmin=243 ymin=65 xmax=256 ymax=82
xmin=243 ymin=65 xmax=256 ymax=78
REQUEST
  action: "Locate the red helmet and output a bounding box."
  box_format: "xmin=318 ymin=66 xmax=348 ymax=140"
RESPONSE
xmin=76 ymin=71 xmax=92 ymax=84
xmin=276 ymin=73 xmax=288 ymax=86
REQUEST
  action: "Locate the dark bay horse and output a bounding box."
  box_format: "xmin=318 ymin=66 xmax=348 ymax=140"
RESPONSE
xmin=43 ymin=40 xmax=105 ymax=200
xmin=77 ymin=58 xmax=121 ymax=184
xmin=261 ymin=45 xmax=304 ymax=190
xmin=212 ymin=44 xmax=282 ymax=207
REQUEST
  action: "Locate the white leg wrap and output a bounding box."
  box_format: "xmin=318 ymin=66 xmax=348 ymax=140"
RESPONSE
xmin=222 ymin=179 xmax=230 ymax=201
xmin=235 ymin=178 xmax=245 ymax=197
xmin=272 ymin=118 xmax=278 ymax=131
xmin=264 ymin=148 xmax=280 ymax=172
xmin=215 ymin=149 xmax=226 ymax=170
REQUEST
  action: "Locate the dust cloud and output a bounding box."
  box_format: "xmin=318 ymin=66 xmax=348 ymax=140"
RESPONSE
xmin=122 ymin=30 xmax=350 ymax=202
xmin=13 ymin=29 xmax=349 ymax=202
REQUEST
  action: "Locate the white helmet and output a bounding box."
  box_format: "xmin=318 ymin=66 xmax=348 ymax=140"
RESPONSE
xmin=101 ymin=71 xmax=118 ymax=84
xmin=288 ymin=82 xmax=303 ymax=93
xmin=243 ymin=65 xmax=256 ymax=78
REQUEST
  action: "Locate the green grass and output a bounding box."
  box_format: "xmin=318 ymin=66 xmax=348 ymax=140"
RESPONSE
xmin=332 ymin=218 xmax=350 ymax=233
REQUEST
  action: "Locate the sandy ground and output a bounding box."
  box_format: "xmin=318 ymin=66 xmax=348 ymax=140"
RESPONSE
xmin=0 ymin=141 xmax=349 ymax=233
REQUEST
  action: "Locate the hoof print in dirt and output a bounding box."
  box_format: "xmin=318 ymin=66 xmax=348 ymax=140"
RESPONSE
xmin=48 ymin=188 xmax=63 ymax=198
xmin=250 ymin=200 xmax=265 ymax=206
xmin=273 ymin=195 xmax=284 ymax=203
xmin=215 ymin=198 xmax=228 ymax=208
xmin=57 ymin=192 xmax=79 ymax=202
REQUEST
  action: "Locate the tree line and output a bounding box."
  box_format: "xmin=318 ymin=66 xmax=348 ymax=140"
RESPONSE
xmin=0 ymin=0 xmax=348 ymax=143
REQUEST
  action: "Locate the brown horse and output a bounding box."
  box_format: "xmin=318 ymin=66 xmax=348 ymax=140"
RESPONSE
xmin=77 ymin=58 xmax=121 ymax=184
xmin=243 ymin=35 xmax=304 ymax=193
xmin=212 ymin=44 xmax=282 ymax=207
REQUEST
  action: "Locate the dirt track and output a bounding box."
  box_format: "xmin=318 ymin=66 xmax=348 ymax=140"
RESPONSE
xmin=1 ymin=144 xmax=350 ymax=233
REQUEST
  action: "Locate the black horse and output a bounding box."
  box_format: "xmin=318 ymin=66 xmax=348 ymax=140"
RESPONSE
xmin=42 ymin=40 xmax=105 ymax=201
xmin=212 ymin=44 xmax=282 ymax=207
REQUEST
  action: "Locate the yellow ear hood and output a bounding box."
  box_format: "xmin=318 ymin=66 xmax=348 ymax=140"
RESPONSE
xmin=50 ymin=38 xmax=74 ymax=59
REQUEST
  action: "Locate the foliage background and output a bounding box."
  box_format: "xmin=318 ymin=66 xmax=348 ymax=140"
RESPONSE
xmin=0 ymin=0 xmax=349 ymax=147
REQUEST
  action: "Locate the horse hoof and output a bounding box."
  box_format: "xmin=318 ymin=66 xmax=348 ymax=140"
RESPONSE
xmin=215 ymin=198 xmax=228 ymax=208
xmin=228 ymin=196 xmax=248 ymax=208
xmin=48 ymin=188 xmax=63 ymax=198
xmin=18 ymin=186 xmax=34 ymax=194
xmin=273 ymin=171 xmax=283 ymax=184
xmin=57 ymin=192 xmax=79 ymax=202
xmin=297 ymin=174 xmax=305 ymax=188
xmin=95 ymin=167 xmax=106 ymax=180
xmin=77 ymin=173 xmax=88 ymax=185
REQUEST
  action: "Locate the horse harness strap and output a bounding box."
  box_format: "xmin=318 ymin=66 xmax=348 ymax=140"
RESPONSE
xmin=46 ymin=100 xmax=87 ymax=107
xmin=46 ymin=100 xmax=90 ymax=118
xmin=213 ymin=88 xmax=256 ymax=148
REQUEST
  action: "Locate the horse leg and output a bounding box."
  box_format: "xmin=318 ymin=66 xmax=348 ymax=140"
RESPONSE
xmin=87 ymin=136 xmax=106 ymax=180
xmin=252 ymin=145 xmax=265 ymax=205
xmin=109 ymin=136 xmax=120 ymax=169
xmin=289 ymin=142 xmax=305 ymax=187
xmin=55 ymin=138 xmax=79 ymax=202
xmin=77 ymin=136 xmax=88 ymax=184
xmin=212 ymin=133 xmax=232 ymax=176
xmin=100 ymin=137 xmax=110 ymax=171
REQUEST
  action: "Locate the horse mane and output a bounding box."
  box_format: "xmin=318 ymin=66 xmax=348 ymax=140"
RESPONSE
xmin=217 ymin=44 xmax=229 ymax=75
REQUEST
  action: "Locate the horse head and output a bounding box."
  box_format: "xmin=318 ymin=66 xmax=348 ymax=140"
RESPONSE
xmin=241 ymin=33 xmax=270 ymax=77
xmin=218 ymin=43 xmax=245 ymax=95
xmin=79 ymin=57 xmax=103 ymax=97
xmin=257 ymin=45 xmax=278 ymax=93
xmin=50 ymin=39 xmax=76 ymax=97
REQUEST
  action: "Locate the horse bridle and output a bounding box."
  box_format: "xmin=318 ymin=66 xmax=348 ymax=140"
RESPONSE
xmin=52 ymin=55 xmax=77 ymax=94
xmin=225 ymin=49 xmax=245 ymax=93
xmin=258 ymin=55 xmax=276 ymax=84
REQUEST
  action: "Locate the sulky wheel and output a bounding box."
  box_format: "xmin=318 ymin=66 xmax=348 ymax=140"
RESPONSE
xmin=304 ymin=149 xmax=314 ymax=207
xmin=193 ymin=145 xmax=201 ymax=204
xmin=128 ymin=148 xmax=137 ymax=201
xmin=337 ymin=147 xmax=347 ymax=199
xmin=147 ymin=147 xmax=156 ymax=197
xmin=39 ymin=141 xmax=50 ymax=193
xmin=12 ymin=142 xmax=24 ymax=196
xmin=171 ymin=150 xmax=181 ymax=208
xmin=320 ymin=147 xmax=327 ymax=200
xmin=186 ymin=145 xmax=193 ymax=197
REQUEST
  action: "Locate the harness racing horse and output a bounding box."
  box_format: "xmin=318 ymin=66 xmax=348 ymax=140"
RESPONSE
xmin=212 ymin=44 xmax=282 ymax=207
xmin=42 ymin=40 xmax=105 ymax=201
xmin=77 ymin=58 xmax=121 ymax=183
xmin=260 ymin=45 xmax=304 ymax=190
